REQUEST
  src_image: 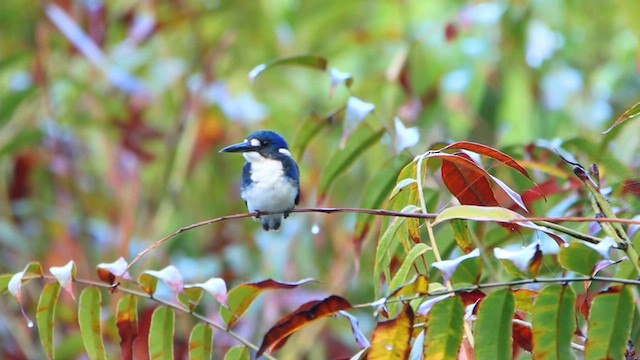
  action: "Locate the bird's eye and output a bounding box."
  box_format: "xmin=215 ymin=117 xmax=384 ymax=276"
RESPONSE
xmin=262 ymin=140 xmax=269 ymax=146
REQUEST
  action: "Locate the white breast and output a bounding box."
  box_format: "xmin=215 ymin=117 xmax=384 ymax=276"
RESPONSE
xmin=241 ymin=153 xmax=297 ymax=213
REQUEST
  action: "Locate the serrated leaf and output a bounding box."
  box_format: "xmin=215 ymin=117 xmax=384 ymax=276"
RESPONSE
xmin=149 ymin=307 xmax=175 ymax=360
xmin=78 ymin=288 xmax=107 ymax=360
xmin=585 ymin=286 xmax=633 ymax=360
xmin=49 ymin=260 xmax=76 ymax=300
xmin=423 ymin=296 xmax=464 ymax=360
xmin=532 ymin=284 xmax=576 ymax=359
xmin=257 ymin=295 xmax=351 ymax=356
xmin=220 ymin=278 xmax=316 ymax=329
xmin=249 ymin=55 xmax=327 ymax=82
xmin=368 ymin=305 xmax=413 ymax=359
xmin=432 ymin=248 xmax=481 ymax=284
xmin=388 ymin=243 xmax=430 ymax=297
xmin=224 ymin=346 xmax=250 ymax=360
xmin=558 ymin=242 xmax=603 ymax=276
xmin=374 ymin=205 xmax=421 ymax=299
xmin=319 ymin=126 xmax=385 ymax=200
xmin=116 ymin=295 xmax=138 ymax=359
xmin=474 ymin=288 xmax=515 ymax=359
xmin=603 ymin=99 xmax=640 ymax=134
xmin=189 ymin=323 xmax=213 ymax=360
xmin=139 ymin=265 xmax=184 ymax=295
xmin=494 ymin=242 xmax=543 ymax=278
xmin=37 ymin=282 xmax=62 ymax=360
xmin=96 ymin=257 xmax=130 ymax=285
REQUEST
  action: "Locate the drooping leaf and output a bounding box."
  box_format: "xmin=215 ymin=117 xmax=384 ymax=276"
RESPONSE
xmin=558 ymin=242 xmax=603 ymax=276
xmin=139 ymin=265 xmax=184 ymax=295
xmin=329 ymin=67 xmax=354 ymax=91
xmin=394 ymin=117 xmax=420 ymax=153
xmin=292 ymin=108 xmax=343 ymax=158
xmin=354 ymin=155 xmax=412 ymax=253
xmin=49 ymin=260 xmax=76 ymax=300
xmin=37 ymin=282 xmax=62 ymax=360
xmin=338 ymin=311 xmax=371 ymax=349
xmin=116 ymin=295 xmax=138 ymax=360
xmin=439 ymin=141 xmax=531 ymax=179
xmin=374 ymin=205 xmax=421 ymax=299
xmin=181 ymin=277 xmax=228 ymax=310
xmin=342 ymin=97 xmax=376 ymax=147
xmin=440 ymin=152 xmax=500 ymax=207
xmin=585 ymin=286 xmax=633 ymax=360
xmin=96 ymin=257 xmax=131 ymax=285
xmin=474 ymin=288 xmax=515 ymax=359
xmin=433 ymin=205 xmax=547 ymax=234
xmin=257 ymin=295 xmax=352 ymax=356
xmin=432 ymin=248 xmax=481 ymax=284
xmin=78 ymin=288 xmax=107 ymax=360
xmin=387 ymin=243 xmax=430 ymax=297
xmin=189 ymin=323 xmax=213 ymax=360
xmin=249 ymin=55 xmax=328 ymax=82
xmin=513 ymin=314 xmax=533 ymax=353
xmin=319 ymin=126 xmax=385 ymax=200
xmin=220 ymin=278 xmax=316 ymax=329
xmin=417 ymin=294 xmax=454 ymax=316
xmin=149 ymin=307 xmax=175 ymax=360
xmin=532 ymin=284 xmax=576 ymax=359
xmin=423 ymin=296 xmax=464 ymax=360
xmin=494 ymin=242 xmax=543 ymax=278
xmin=603 ymin=99 xmax=640 ymax=134
xmin=8 ymin=261 xmax=43 ymax=302
xmin=368 ymin=305 xmax=414 ymax=359
xmin=224 ymin=346 xmax=250 ymax=360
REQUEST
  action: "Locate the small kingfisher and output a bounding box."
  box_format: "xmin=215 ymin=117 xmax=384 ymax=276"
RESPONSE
xmin=220 ymin=130 xmax=300 ymax=231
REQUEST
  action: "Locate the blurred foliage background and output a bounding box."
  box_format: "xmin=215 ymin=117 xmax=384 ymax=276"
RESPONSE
xmin=2 ymin=0 xmax=640 ymax=358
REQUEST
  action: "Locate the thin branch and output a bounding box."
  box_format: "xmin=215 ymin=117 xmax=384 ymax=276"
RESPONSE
xmin=126 ymin=207 xmax=640 ymax=271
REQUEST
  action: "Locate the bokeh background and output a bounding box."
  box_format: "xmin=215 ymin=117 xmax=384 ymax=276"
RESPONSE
xmin=2 ymin=0 xmax=640 ymax=358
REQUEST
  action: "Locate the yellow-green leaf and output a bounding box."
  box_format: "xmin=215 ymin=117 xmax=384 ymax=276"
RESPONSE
xmin=116 ymin=295 xmax=138 ymax=360
xmin=78 ymin=288 xmax=107 ymax=360
xmin=368 ymin=305 xmax=414 ymax=359
xmin=585 ymin=286 xmax=633 ymax=360
xmin=532 ymin=284 xmax=576 ymax=359
xmin=249 ymin=55 xmax=328 ymax=82
xmin=224 ymin=345 xmax=250 ymax=360
xmin=424 ymin=296 xmax=464 ymax=360
xmin=189 ymin=323 xmax=213 ymax=360
xmin=37 ymin=282 xmax=62 ymax=360
xmin=149 ymin=306 xmax=175 ymax=360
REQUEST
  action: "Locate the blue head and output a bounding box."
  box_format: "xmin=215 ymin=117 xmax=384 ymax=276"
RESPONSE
xmin=219 ymin=130 xmax=292 ymax=159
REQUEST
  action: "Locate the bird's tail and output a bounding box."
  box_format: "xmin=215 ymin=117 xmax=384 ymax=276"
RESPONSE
xmin=260 ymin=214 xmax=283 ymax=231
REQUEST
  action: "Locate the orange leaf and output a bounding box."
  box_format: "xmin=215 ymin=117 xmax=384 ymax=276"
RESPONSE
xmin=367 ymin=305 xmax=414 ymax=359
xmin=257 ymin=295 xmax=351 ymax=356
xmin=440 ymin=141 xmax=531 ymax=179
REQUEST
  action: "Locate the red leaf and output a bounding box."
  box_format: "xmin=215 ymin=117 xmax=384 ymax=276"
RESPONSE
xmin=440 ymin=141 xmax=531 ymax=179
xmin=513 ymin=312 xmax=532 ymax=353
xmin=440 ymin=152 xmax=499 ymax=207
xmin=458 ymin=290 xmax=486 ymax=307
xmin=257 ymin=295 xmax=352 ymax=356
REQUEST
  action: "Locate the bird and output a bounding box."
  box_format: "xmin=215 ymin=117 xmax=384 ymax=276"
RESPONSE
xmin=220 ymin=130 xmax=300 ymax=231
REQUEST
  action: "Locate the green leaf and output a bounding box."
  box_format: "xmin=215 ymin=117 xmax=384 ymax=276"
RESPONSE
xmin=149 ymin=306 xmax=175 ymax=360
xmin=291 ymin=110 xmax=337 ymax=159
xmin=78 ymin=288 xmax=107 ymax=360
xmin=37 ymin=282 xmax=62 ymax=360
xmin=450 ymin=219 xmax=476 ymax=254
xmin=433 ymin=205 xmax=547 ymax=233
xmin=0 ymin=273 xmax=11 ymax=294
xmin=353 ymin=155 xmax=412 ymax=250
xmin=249 ymin=55 xmax=328 ymax=82
xmin=532 ymin=284 xmax=576 ymax=359
xmin=423 ymin=296 xmax=464 ymax=359
xmin=189 ymin=323 xmax=213 ymax=360
xmin=374 ymin=205 xmax=420 ymax=299
xmin=139 ymin=265 xmax=184 ymax=295
xmin=603 ymin=99 xmax=640 ymax=134
xmin=224 ymin=346 xmax=250 ymax=360
xmin=475 ymin=288 xmax=515 ymax=359
xmin=558 ymin=242 xmax=603 ymax=276
xmin=585 ymin=286 xmax=633 ymax=360
xmin=318 ymin=126 xmax=385 ymax=199
xmin=388 ymin=243 xmax=430 ymax=296
xmin=369 ymin=305 xmax=413 ymax=359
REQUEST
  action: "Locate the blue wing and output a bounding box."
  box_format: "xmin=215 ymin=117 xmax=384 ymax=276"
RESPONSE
xmin=282 ymin=157 xmax=300 ymax=205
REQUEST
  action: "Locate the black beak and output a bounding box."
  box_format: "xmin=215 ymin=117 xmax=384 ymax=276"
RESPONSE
xmin=219 ymin=141 xmax=256 ymax=153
